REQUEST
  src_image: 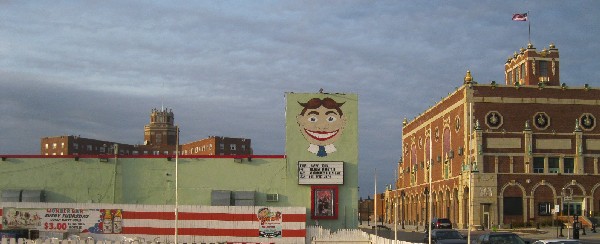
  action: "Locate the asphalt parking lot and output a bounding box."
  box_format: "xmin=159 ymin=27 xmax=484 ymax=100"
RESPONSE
xmin=360 ymin=223 xmax=600 ymax=243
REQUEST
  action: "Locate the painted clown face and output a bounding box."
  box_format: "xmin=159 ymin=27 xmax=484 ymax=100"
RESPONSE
xmin=297 ymin=98 xmax=347 ymax=147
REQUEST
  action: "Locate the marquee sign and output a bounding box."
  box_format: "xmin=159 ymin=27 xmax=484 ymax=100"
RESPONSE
xmin=298 ymin=161 xmax=343 ymax=185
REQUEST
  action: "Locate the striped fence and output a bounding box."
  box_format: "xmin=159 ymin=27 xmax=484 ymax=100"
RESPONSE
xmin=1 ymin=202 xmax=305 ymax=244
xmin=1 ymin=203 xmax=416 ymax=244
xmin=305 ymin=226 xmax=417 ymax=244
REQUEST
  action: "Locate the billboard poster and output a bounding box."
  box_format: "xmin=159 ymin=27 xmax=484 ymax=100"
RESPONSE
xmin=311 ymin=185 xmax=338 ymax=219
xmin=1 ymin=207 xmax=122 ymax=234
xmin=256 ymin=207 xmax=282 ymax=238
xmin=285 ymin=93 xmax=358 ymax=162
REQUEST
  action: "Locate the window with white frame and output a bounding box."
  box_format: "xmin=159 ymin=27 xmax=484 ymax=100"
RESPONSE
xmin=548 ymin=157 xmax=559 ymax=173
xmin=538 ymin=202 xmax=552 ymax=216
xmin=564 ymin=158 xmax=574 ymax=174
xmin=533 ymin=157 xmax=544 ymax=173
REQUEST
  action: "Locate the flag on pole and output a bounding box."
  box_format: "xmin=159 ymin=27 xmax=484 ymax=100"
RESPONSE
xmin=512 ymin=13 xmax=528 ymax=21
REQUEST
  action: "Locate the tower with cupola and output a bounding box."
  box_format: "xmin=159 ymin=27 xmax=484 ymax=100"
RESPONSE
xmin=505 ymin=43 xmax=560 ymax=86
xmin=144 ymin=108 xmax=177 ymax=147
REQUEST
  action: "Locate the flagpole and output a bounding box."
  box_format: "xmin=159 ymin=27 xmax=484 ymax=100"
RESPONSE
xmin=528 ymin=11 xmax=531 ymax=44
xmin=175 ymin=125 xmax=179 ymax=244
xmin=428 ymin=133 xmax=432 ymax=244
xmin=374 ymin=168 xmax=378 ymax=237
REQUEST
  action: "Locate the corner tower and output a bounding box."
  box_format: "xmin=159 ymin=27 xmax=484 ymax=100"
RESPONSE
xmin=144 ymin=108 xmax=177 ymax=146
xmin=504 ymin=42 xmax=560 ymax=86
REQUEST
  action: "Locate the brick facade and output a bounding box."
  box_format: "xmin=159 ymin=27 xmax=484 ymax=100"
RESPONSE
xmin=385 ymin=43 xmax=600 ymax=230
xmin=41 ymin=108 xmax=251 ymax=156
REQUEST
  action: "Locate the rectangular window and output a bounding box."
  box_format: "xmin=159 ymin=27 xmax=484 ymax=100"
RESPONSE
xmin=52 ymin=143 xmax=57 ymax=149
xmin=444 ymin=162 xmax=449 ymax=179
xmin=538 ymin=202 xmax=552 ymax=216
xmin=564 ymin=158 xmax=574 ymax=173
xmin=45 ymin=144 xmax=49 ymax=149
xmin=61 ymin=142 xmax=64 ymax=148
xmin=503 ymin=197 xmax=523 ymax=215
xmin=230 ymin=144 xmax=236 ymax=150
xmin=539 ymin=60 xmax=548 ymax=78
xmin=220 ymin=143 xmax=225 ymax=150
xmin=508 ymin=71 xmax=513 ymax=84
xmin=242 ymin=145 xmax=246 ymax=151
xmin=533 ymin=157 xmax=545 ymax=173
xmin=520 ymin=63 xmax=525 ymax=80
xmin=156 ymin=134 xmax=162 ymax=144
xmin=100 ymin=147 xmax=105 ymax=153
xmin=87 ymin=145 xmax=92 ymax=151
xmin=73 ymin=143 xmax=78 ymax=150
xmin=548 ymin=157 xmax=559 ymax=173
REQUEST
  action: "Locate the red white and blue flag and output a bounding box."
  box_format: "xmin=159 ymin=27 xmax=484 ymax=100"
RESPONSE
xmin=512 ymin=13 xmax=528 ymax=21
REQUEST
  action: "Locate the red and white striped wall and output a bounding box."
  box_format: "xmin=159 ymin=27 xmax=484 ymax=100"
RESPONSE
xmin=0 ymin=202 xmax=306 ymax=244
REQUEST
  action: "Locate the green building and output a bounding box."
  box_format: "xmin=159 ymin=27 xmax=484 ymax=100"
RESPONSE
xmin=0 ymin=92 xmax=359 ymax=234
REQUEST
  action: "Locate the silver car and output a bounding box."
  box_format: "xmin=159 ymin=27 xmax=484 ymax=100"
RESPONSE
xmin=531 ymin=240 xmax=580 ymax=244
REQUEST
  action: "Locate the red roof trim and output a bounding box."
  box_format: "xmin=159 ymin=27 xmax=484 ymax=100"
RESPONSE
xmin=0 ymin=154 xmax=286 ymax=159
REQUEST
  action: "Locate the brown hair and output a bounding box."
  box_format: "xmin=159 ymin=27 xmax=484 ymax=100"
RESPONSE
xmin=298 ymin=98 xmax=345 ymax=116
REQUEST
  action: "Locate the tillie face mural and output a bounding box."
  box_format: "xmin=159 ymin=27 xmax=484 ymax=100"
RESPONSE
xmin=296 ymin=98 xmax=347 ymax=157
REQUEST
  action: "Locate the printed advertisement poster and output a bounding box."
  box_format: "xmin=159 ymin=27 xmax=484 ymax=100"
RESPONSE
xmin=311 ymin=185 xmax=338 ymax=219
xmin=256 ymin=207 xmax=282 ymax=238
xmin=2 ymin=207 xmax=122 ymax=234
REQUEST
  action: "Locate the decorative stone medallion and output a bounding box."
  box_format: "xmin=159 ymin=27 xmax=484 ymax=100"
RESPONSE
xmin=580 ymin=113 xmax=596 ymax=131
xmin=533 ymin=112 xmax=550 ymax=130
xmin=455 ymin=115 xmax=461 ymax=132
xmin=485 ymin=111 xmax=503 ymax=129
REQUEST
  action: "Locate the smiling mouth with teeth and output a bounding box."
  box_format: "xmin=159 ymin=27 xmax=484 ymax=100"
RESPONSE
xmin=304 ymin=129 xmax=339 ymax=141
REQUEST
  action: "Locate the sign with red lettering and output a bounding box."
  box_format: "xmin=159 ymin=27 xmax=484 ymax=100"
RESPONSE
xmin=1 ymin=207 xmax=122 ymax=234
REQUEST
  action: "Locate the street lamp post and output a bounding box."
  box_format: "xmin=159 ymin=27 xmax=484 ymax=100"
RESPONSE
xmin=401 ymin=191 xmax=405 ymax=229
xmin=424 ymin=187 xmax=429 ymax=230
xmin=367 ymin=196 xmax=371 ymax=226
xmin=394 ymin=196 xmax=398 ymax=242
xmin=562 ymin=187 xmax=573 ymax=239
xmin=381 ymin=193 xmax=385 ymax=226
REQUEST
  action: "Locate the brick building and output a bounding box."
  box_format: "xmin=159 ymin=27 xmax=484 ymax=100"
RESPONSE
xmin=181 ymin=136 xmax=251 ymax=156
xmin=387 ymin=42 xmax=600 ymax=230
xmin=41 ymin=107 xmax=251 ymax=156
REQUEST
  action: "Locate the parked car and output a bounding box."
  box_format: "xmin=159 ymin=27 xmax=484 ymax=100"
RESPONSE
xmin=475 ymin=232 xmax=529 ymax=244
xmin=532 ymin=240 xmax=580 ymax=244
xmin=422 ymin=229 xmax=467 ymax=244
xmin=431 ymin=217 xmax=453 ymax=229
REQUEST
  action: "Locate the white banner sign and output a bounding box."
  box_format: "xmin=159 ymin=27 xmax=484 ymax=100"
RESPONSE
xmin=2 ymin=207 xmax=122 ymax=234
xmin=298 ymin=161 xmax=343 ymax=185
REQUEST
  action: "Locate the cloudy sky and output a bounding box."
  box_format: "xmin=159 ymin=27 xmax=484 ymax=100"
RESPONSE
xmin=2 ymin=1 xmax=599 ymax=198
